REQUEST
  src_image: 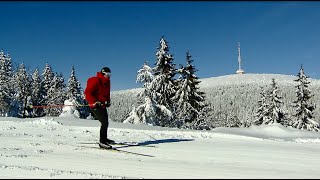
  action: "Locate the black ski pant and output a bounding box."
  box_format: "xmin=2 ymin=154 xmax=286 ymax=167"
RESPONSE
xmin=90 ymin=107 xmax=109 ymax=144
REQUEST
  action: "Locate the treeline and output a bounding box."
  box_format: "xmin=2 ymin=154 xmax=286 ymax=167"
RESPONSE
xmin=0 ymin=50 xmax=89 ymax=118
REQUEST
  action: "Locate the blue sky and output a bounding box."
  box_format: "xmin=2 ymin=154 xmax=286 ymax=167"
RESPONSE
xmin=1 ymin=1 xmax=320 ymax=91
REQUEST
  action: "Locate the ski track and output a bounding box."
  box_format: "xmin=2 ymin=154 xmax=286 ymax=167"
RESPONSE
xmin=0 ymin=119 xmax=138 ymax=178
xmin=1 ymin=118 xmax=320 ymax=178
xmin=0 ymin=163 xmax=127 ymax=179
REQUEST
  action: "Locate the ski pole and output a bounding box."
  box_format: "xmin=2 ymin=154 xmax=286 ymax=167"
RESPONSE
xmin=30 ymin=104 xmax=92 ymax=109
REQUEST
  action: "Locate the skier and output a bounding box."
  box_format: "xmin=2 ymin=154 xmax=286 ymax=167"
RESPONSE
xmin=84 ymin=67 xmax=114 ymax=149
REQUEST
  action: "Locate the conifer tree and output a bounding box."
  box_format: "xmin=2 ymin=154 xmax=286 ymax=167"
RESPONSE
xmin=124 ymin=61 xmax=169 ymax=125
xmin=46 ymin=73 xmax=67 ymax=116
xmin=151 ymin=36 xmax=176 ymax=107
xmin=41 ymin=63 xmax=55 ymax=106
xmin=136 ymin=61 xmax=154 ymax=88
xmin=148 ymin=36 xmax=176 ymax=127
xmin=13 ymin=63 xmax=31 ymax=117
xmin=254 ymin=86 xmax=269 ymax=125
xmin=66 ymin=65 xmax=88 ymax=118
xmin=67 ymin=65 xmax=82 ymax=101
xmin=173 ymin=51 xmax=206 ymax=128
xmin=263 ymin=78 xmax=287 ymax=125
xmin=30 ymin=68 xmax=43 ymax=117
xmin=292 ymin=65 xmax=319 ymax=131
xmin=0 ymin=50 xmax=13 ymax=116
xmin=136 ymin=61 xmax=154 ymax=101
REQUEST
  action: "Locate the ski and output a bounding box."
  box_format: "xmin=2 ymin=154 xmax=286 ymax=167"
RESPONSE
xmin=113 ymin=142 xmax=139 ymax=146
xmin=78 ymin=142 xmax=156 ymax=148
xmin=77 ymin=145 xmax=155 ymax=157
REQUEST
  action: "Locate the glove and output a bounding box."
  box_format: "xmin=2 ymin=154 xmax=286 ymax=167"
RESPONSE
xmin=105 ymin=101 xmax=111 ymax=107
xmin=94 ymin=101 xmax=102 ymax=107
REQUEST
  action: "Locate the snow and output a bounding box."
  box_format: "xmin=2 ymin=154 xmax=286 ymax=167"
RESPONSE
xmin=199 ymin=73 xmax=299 ymax=88
xmin=1 ymin=116 xmax=320 ymax=178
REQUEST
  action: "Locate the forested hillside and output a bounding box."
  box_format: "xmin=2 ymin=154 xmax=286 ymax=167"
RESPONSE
xmin=109 ymin=73 xmax=320 ymax=128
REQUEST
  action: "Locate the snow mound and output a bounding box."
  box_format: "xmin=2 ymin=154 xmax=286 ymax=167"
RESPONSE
xmin=295 ymin=138 xmax=320 ymax=143
xmin=25 ymin=118 xmax=64 ymax=126
xmin=213 ymin=123 xmax=320 ymax=142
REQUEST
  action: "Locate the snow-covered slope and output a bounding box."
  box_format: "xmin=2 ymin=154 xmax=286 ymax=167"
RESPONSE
xmin=2 ymin=74 xmax=320 ymax=178
xmin=199 ymin=73 xmax=319 ymax=88
xmin=1 ymin=116 xmax=320 ymax=178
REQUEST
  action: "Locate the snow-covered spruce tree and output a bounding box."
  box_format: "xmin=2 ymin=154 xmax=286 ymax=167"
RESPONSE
xmin=263 ymin=78 xmax=287 ymax=125
xmin=66 ymin=66 xmax=82 ymax=101
xmin=66 ymin=65 xmax=88 ymax=118
xmin=0 ymin=50 xmax=14 ymax=117
xmin=13 ymin=63 xmax=32 ymax=118
xmin=136 ymin=61 xmax=154 ymax=89
xmin=124 ymin=61 xmax=173 ymax=126
xmin=136 ymin=61 xmax=154 ymax=102
xmin=172 ymin=51 xmax=207 ymax=128
xmin=40 ymin=63 xmax=55 ymax=107
xmin=148 ymin=36 xmax=176 ymax=127
xmin=30 ymin=68 xmax=43 ymax=117
xmin=291 ymin=65 xmax=319 ymax=131
xmin=254 ymin=86 xmax=269 ymax=125
xmin=46 ymin=73 xmax=67 ymax=116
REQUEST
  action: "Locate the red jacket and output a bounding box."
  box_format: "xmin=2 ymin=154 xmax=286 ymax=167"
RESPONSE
xmin=84 ymin=72 xmax=111 ymax=108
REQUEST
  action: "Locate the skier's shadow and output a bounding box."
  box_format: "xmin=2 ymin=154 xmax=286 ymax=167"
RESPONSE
xmin=136 ymin=138 xmax=194 ymax=146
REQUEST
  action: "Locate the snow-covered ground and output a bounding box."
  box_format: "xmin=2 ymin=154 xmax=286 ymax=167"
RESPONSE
xmin=199 ymin=73 xmax=300 ymax=88
xmin=1 ymin=116 xmax=320 ymax=179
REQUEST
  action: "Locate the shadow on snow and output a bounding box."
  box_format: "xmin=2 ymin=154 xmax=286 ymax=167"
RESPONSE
xmin=136 ymin=138 xmax=194 ymax=146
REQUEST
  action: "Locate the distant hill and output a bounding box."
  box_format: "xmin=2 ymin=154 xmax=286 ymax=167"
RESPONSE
xmin=109 ymin=74 xmax=320 ymax=126
xmin=199 ymin=73 xmax=319 ymax=88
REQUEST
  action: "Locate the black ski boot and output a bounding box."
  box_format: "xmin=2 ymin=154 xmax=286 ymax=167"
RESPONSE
xmin=106 ymin=139 xmax=116 ymax=145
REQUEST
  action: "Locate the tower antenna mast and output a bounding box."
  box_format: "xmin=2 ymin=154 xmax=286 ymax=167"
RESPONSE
xmin=236 ymin=42 xmax=245 ymax=74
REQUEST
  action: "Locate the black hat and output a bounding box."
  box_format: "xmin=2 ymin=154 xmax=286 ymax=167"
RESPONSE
xmin=101 ymin=67 xmax=111 ymax=74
